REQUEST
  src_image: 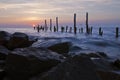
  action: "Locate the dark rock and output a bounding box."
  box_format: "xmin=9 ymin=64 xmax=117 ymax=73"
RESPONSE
xmin=92 ymin=58 xmax=114 ymax=71
xmin=31 ymin=39 xmax=61 ymax=48
xmin=0 ymin=45 xmax=10 ymax=60
xmin=0 ymin=69 xmax=6 ymax=80
xmin=5 ymin=47 xmax=65 ymax=80
xmin=87 ymin=53 xmax=101 ymax=58
xmin=40 ymin=56 xmax=100 ymax=80
xmin=7 ymin=32 xmax=34 ymax=50
xmin=0 ymin=31 xmax=11 ymax=46
xmin=97 ymin=52 xmax=108 ymax=58
xmin=112 ymin=59 xmax=120 ymax=69
xmin=32 ymin=40 xmax=72 ymax=56
xmin=28 ymin=36 xmax=38 ymax=44
xmin=48 ymin=42 xmax=71 ymax=56
xmin=97 ymin=70 xmax=120 ymax=80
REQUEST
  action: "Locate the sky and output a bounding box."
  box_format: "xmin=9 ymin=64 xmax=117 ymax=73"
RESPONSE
xmin=0 ymin=0 xmax=120 ymax=27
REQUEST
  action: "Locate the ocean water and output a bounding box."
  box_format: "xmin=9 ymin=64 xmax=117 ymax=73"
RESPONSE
xmin=0 ymin=26 xmax=120 ymax=58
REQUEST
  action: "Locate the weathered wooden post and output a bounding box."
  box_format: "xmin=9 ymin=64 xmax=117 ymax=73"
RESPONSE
xmin=74 ymin=13 xmax=77 ymax=34
xmin=50 ymin=19 xmax=52 ymax=31
xmin=34 ymin=27 xmax=35 ymax=30
xmin=116 ymin=27 xmax=119 ymax=38
xmin=56 ymin=17 xmax=58 ymax=32
xmin=45 ymin=20 xmax=47 ymax=31
xmin=37 ymin=24 xmax=40 ymax=33
xmin=86 ymin=12 xmax=89 ymax=34
xmin=54 ymin=26 xmax=56 ymax=32
xmin=61 ymin=26 xmax=64 ymax=33
xmin=99 ymin=27 xmax=103 ymax=36
xmin=66 ymin=26 xmax=68 ymax=32
xmin=79 ymin=29 xmax=81 ymax=33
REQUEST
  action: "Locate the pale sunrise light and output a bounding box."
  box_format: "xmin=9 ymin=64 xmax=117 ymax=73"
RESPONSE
xmin=0 ymin=0 xmax=120 ymax=26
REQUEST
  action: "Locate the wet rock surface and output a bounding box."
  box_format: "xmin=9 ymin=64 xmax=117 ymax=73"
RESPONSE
xmin=0 ymin=31 xmax=11 ymax=47
xmin=0 ymin=46 xmax=10 ymax=60
xmin=7 ymin=32 xmax=36 ymax=50
xmin=32 ymin=40 xmax=72 ymax=56
xmin=5 ymin=47 xmax=65 ymax=80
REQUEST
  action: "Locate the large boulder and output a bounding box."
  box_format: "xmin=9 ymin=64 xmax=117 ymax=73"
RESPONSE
xmin=47 ymin=42 xmax=71 ymax=56
xmin=32 ymin=40 xmax=72 ymax=56
xmin=40 ymin=56 xmax=100 ymax=80
xmin=7 ymin=32 xmax=34 ymax=50
xmin=0 ymin=31 xmax=11 ymax=46
xmin=0 ymin=45 xmax=10 ymax=60
xmin=5 ymin=47 xmax=65 ymax=80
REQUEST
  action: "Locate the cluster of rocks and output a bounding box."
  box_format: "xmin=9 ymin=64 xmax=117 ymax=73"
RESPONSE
xmin=0 ymin=31 xmax=120 ymax=80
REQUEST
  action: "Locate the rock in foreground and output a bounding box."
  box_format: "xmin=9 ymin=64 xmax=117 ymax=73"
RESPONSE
xmin=40 ymin=56 xmax=100 ymax=80
xmin=5 ymin=47 xmax=65 ymax=80
xmin=0 ymin=45 xmax=10 ymax=60
xmin=0 ymin=31 xmax=11 ymax=46
xmin=7 ymin=32 xmax=36 ymax=50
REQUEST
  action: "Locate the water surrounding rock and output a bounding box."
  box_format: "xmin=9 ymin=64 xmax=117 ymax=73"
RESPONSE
xmin=0 ymin=31 xmax=11 ymax=46
xmin=40 ymin=56 xmax=100 ymax=80
xmin=5 ymin=47 xmax=65 ymax=80
xmin=7 ymin=32 xmax=35 ymax=50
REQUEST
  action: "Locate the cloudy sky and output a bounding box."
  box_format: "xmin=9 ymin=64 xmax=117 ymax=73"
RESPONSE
xmin=0 ymin=0 xmax=120 ymax=27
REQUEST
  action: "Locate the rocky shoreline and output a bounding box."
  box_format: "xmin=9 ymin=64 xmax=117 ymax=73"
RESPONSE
xmin=0 ymin=31 xmax=120 ymax=80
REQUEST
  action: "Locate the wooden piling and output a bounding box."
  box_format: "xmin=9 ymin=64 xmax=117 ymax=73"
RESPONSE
xmin=54 ymin=26 xmax=56 ymax=32
xmin=56 ymin=17 xmax=58 ymax=32
xmin=66 ymin=26 xmax=68 ymax=32
xmin=45 ymin=20 xmax=47 ymax=31
xmin=50 ymin=19 xmax=52 ymax=31
xmin=86 ymin=12 xmax=89 ymax=34
xmin=61 ymin=26 xmax=64 ymax=33
xmin=37 ymin=24 xmax=40 ymax=33
xmin=74 ymin=13 xmax=77 ymax=34
xmin=116 ymin=27 xmax=119 ymax=38
xmin=99 ymin=27 xmax=103 ymax=36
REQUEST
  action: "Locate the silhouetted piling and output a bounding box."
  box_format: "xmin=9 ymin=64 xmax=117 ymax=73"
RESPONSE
xmin=66 ymin=26 xmax=68 ymax=32
xmin=116 ymin=27 xmax=119 ymax=38
xmin=54 ymin=26 xmax=56 ymax=32
xmin=86 ymin=12 xmax=89 ymax=34
xmin=37 ymin=25 xmax=40 ymax=33
xmin=99 ymin=27 xmax=103 ymax=36
xmin=56 ymin=17 xmax=58 ymax=32
xmin=45 ymin=20 xmax=47 ymax=31
xmin=50 ymin=19 xmax=52 ymax=31
xmin=61 ymin=26 xmax=64 ymax=33
xmin=74 ymin=13 xmax=77 ymax=34
xmin=34 ymin=27 xmax=35 ymax=30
